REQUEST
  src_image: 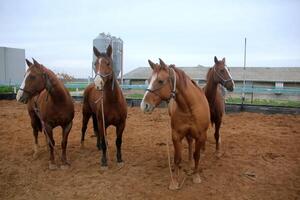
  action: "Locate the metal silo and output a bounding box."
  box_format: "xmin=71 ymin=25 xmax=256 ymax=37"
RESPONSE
xmin=92 ymin=33 xmax=123 ymax=82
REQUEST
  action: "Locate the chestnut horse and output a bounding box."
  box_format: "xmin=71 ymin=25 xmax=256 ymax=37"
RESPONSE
xmin=204 ymin=56 xmax=234 ymax=153
xmin=141 ymin=59 xmax=210 ymax=190
xmin=81 ymin=45 xmax=127 ymax=168
xmin=16 ymin=58 xmax=74 ymax=169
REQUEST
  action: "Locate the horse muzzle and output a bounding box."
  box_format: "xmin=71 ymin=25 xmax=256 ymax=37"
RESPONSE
xmin=140 ymin=100 xmax=155 ymax=113
xmin=94 ymin=75 xmax=104 ymax=90
xmin=16 ymin=90 xmax=29 ymax=104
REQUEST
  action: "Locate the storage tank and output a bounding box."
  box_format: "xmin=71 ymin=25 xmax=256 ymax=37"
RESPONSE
xmin=92 ymin=33 xmax=123 ymax=80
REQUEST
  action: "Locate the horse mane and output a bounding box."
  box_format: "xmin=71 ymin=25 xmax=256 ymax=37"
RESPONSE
xmin=169 ymin=65 xmax=188 ymax=87
xmin=206 ymin=67 xmax=214 ymax=83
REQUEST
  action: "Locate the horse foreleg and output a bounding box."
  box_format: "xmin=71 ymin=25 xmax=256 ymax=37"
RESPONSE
xmin=44 ymin=125 xmax=56 ymax=170
xmin=98 ymin=119 xmax=108 ymax=169
xmin=169 ymin=135 xmax=182 ymax=190
xmin=116 ymin=122 xmax=125 ymax=166
xmin=193 ymin=138 xmax=203 ymax=184
xmin=61 ymin=121 xmax=72 ymax=169
xmin=92 ymin=114 xmax=98 ymax=137
xmin=214 ymin=120 xmax=222 ymax=153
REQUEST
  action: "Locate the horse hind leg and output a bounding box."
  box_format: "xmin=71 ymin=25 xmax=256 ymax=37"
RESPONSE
xmin=185 ymin=135 xmax=193 ymax=174
xmin=61 ymin=121 xmax=72 ymax=169
xmin=32 ymin=127 xmax=39 ymax=159
xmin=81 ymin=109 xmax=91 ymax=147
xmin=44 ymin=125 xmax=57 ymax=170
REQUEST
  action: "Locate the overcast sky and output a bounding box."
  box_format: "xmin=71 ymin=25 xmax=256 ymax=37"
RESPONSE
xmin=0 ymin=0 xmax=299 ymax=78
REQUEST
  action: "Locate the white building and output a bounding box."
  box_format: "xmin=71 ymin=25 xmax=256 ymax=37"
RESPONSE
xmin=0 ymin=47 xmax=25 ymax=85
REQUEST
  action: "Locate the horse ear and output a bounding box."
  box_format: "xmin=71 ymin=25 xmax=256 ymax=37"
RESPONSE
xmin=32 ymin=58 xmax=40 ymax=66
xmin=159 ymin=58 xmax=167 ymax=69
xmin=93 ymin=46 xmax=101 ymax=58
xmin=148 ymin=59 xmax=156 ymax=70
xmin=222 ymin=57 xmax=226 ymax=63
xmin=214 ymin=56 xmax=218 ymax=64
xmin=106 ymin=44 xmax=112 ymax=57
xmin=25 ymin=59 xmax=33 ymax=67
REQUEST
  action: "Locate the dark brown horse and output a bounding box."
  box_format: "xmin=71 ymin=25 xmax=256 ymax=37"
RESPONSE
xmin=16 ymin=58 xmax=74 ymax=169
xmin=81 ymin=45 xmax=127 ymax=168
xmin=204 ymin=56 xmax=234 ymax=153
xmin=141 ymin=59 xmax=210 ymax=190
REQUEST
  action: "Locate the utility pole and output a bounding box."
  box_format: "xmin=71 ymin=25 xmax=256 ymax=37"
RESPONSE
xmin=241 ymin=37 xmax=247 ymax=110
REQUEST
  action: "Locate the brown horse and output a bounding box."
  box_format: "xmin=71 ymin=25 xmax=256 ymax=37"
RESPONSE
xmin=16 ymin=58 xmax=74 ymax=169
xmin=204 ymin=56 xmax=234 ymax=153
xmin=141 ymin=59 xmax=210 ymax=190
xmin=81 ymin=45 xmax=127 ymax=168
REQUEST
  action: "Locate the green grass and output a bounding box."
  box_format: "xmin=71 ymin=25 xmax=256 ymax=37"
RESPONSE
xmin=0 ymin=86 xmax=14 ymax=93
xmin=126 ymin=93 xmax=144 ymax=99
xmin=226 ymin=97 xmax=300 ymax=107
xmin=125 ymin=94 xmax=300 ymax=107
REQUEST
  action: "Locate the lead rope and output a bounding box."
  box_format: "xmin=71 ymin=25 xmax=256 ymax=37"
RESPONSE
xmin=166 ymin=68 xmax=186 ymax=189
xmin=95 ymin=92 xmax=109 ymax=165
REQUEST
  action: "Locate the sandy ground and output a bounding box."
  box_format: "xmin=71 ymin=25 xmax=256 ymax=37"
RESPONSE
xmin=0 ymin=100 xmax=299 ymax=200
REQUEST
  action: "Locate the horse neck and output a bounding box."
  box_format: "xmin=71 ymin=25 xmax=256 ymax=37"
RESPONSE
xmin=102 ymin=78 xmax=120 ymax=101
xmin=173 ymin=73 xmax=202 ymax=111
xmin=205 ymin=69 xmax=218 ymax=105
xmin=43 ymin=67 xmax=68 ymax=102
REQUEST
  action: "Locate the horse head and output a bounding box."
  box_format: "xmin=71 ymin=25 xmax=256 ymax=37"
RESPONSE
xmin=140 ymin=58 xmax=176 ymax=113
xmin=16 ymin=58 xmax=49 ymax=103
xmin=93 ymin=45 xmax=114 ymax=90
xmin=212 ymin=56 xmax=234 ymax=91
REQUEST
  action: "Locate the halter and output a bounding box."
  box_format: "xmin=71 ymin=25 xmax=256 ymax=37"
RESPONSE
xmin=19 ymin=71 xmax=52 ymax=97
xmin=93 ymin=60 xmax=115 ymax=91
xmin=146 ymin=67 xmax=177 ymax=103
xmin=213 ymin=65 xmax=233 ymax=86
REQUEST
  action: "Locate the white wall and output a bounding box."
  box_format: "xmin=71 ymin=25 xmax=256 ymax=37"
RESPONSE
xmin=0 ymin=47 xmax=25 ymax=85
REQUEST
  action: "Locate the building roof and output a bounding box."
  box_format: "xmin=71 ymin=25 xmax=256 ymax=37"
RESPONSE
xmin=123 ymin=66 xmax=300 ymax=83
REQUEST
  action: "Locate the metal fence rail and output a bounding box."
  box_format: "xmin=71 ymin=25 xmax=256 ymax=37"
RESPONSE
xmin=2 ymin=83 xmax=300 ymax=95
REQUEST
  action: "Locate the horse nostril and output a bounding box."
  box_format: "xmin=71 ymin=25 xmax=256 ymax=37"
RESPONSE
xmin=145 ymin=103 xmax=149 ymax=110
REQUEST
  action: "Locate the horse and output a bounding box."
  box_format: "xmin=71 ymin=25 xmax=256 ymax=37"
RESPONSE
xmin=140 ymin=58 xmax=210 ymax=190
xmin=204 ymin=56 xmax=234 ymax=154
xmin=81 ymin=45 xmax=127 ymax=169
xmin=16 ymin=58 xmax=74 ymax=170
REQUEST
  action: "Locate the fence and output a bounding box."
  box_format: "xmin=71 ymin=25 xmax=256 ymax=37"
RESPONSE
xmin=1 ymin=83 xmax=300 ymax=107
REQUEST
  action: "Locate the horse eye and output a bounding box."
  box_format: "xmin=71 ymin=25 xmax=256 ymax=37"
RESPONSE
xmin=29 ymin=75 xmax=36 ymax=80
xmin=158 ymin=80 xmax=164 ymax=84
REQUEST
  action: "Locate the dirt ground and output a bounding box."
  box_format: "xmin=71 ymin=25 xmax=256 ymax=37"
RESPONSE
xmin=0 ymin=100 xmax=299 ymax=200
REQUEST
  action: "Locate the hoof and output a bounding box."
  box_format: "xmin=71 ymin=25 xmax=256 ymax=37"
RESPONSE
xmin=32 ymin=152 xmax=39 ymax=160
xmin=168 ymin=180 xmax=179 ymax=190
xmin=117 ymin=162 xmax=124 ymax=169
xmin=192 ymin=173 xmax=202 ymax=184
xmin=185 ymin=169 xmax=193 ymax=176
xmin=49 ymin=163 xmax=57 ymax=170
xmin=215 ymin=150 xmax=223 ymax=158
xmin=80 ymin=142 xmax=85 ymax=149
xmin=100 ymin=165 xmax=108 ymax=171
xmin=60 ymin=164 xmax=70 ymax=170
